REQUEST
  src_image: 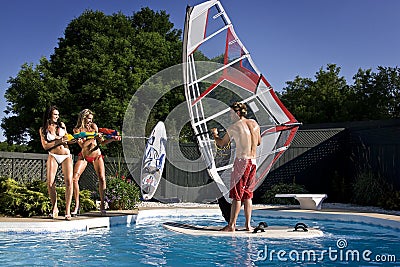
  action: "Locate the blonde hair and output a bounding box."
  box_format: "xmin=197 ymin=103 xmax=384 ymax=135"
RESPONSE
xmin=75 ymin=109 xmax=94 ymax=129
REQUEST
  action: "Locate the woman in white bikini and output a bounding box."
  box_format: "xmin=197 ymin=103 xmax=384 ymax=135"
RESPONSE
xmin=39 ymin=105 xmax=73 ymax=220
xmin=72 ymin=109 xmax=120 ymax=216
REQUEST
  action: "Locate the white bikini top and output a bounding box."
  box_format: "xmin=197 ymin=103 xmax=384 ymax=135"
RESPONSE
xmin=46 ymin=127 xmax=66 ymax=141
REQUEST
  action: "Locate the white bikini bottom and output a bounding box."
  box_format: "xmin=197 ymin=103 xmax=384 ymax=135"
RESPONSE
xmin=49 ymin=152 xmax=71 ymax=164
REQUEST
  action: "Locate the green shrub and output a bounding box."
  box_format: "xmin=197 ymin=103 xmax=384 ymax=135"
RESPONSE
xmin=78 ymin=190 xmax=97 ymax=213
xmin=352 ymin=170 xmax=400 ymax=210
xmin=105 ymin=175 xmax=140 ymax=210
xmin=0 ymin=177 xmax=50 ymax=217
xmin=352 ymin=170 xmax=384 ymax=206
xmin=52 ymin=187 xmax=95 ymax=215
xmin=260 ymin=182 xmax=308 ymax=205
xmin=0 ymin=177 xmax=96 ymax=217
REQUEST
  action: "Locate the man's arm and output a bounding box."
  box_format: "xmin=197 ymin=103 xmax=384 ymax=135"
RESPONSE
xmin=255 ymin=124 xmax=261 ymax=146
xmin=247 ymin=119 xmax=261 ymax=146
xmin=211 ymin=128 xmax=230 ymax=147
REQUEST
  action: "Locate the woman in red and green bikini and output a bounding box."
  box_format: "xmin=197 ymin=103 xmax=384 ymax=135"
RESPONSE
xmin=71 ymin=109 xmax=120 ymax=216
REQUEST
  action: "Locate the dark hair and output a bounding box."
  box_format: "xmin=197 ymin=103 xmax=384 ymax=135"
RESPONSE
xmin=230 ymin=102 xmax=247 ymax=117
xmin=42 ymin=105 xmax=61 ymax=136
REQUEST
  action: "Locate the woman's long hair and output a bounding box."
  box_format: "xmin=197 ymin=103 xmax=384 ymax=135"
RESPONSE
xmin=42 ymin=105 xmax=61 ymax=136
xmin=75 ymin=109 xmax=94 ymax=129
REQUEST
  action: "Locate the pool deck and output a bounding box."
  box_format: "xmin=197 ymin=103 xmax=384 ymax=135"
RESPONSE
xmin=1 ymin=203 xmax=399 ymax=233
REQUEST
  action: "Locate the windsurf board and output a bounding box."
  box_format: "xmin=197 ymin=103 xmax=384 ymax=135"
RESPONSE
xmin=140 ymin=121 xmax=167 ymax=200
xmin=162 ymin=222 xmax=323 ymax=238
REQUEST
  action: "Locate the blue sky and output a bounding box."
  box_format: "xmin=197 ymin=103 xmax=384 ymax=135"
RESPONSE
xmin=1 ymin=0 xmax=399 ymax=141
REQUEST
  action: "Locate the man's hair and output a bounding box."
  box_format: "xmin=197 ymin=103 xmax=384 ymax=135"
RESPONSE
xmin=230 ymin=102 xmax=247 ymax=117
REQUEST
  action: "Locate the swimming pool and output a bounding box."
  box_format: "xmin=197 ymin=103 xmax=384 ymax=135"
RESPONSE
xmin=0 ymin=209 xmax=399 ymax=266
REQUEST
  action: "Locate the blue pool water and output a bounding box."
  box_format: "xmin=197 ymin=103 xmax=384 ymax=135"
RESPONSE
xmin=0 ymin=212 xmax=399 ymax=266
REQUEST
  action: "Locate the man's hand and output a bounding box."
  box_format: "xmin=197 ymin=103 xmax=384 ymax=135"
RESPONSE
xmin=210 ymin=128 xmax=218 ymax=137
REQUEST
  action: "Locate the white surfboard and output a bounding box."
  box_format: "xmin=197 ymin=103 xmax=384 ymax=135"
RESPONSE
xmin=140 ymin=121 xmax=167 ymax=200
xmin=163 ymin=222 xmax=323 ymax=238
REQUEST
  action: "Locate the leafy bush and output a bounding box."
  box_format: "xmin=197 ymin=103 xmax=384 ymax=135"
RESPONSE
xmin=54 ymin=187 xmax=96 ymax=215
xmin=260 ymin=183 xmax=308 ymax=205
xmin=0 ymin=177 xmax=50 ymax=217
xmin=77 ymin=189 xmax=97 ymax=213
xmin=0 ymin=176 xmax=96 ymax=217
xmin=352 ymin=170 xmax=400 ymax=210
xmin=105 ymin=175 xmax=140 ymax=210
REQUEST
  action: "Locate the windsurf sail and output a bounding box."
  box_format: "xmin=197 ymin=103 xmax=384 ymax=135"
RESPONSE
xmin=182 ymin=0 xmax=300 ymax=209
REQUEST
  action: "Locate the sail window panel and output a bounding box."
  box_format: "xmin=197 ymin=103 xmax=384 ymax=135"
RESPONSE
xmin=208 ymin=80 xmax=253 ymax=104
xmin=191 ymin=28 xmax=246 ymax=73
xmin=246 ymin=98 xmax=275 ymax=129
xmin=190 ymin=64 xmax=256 ymax=106
xmin=195 ymin=96 xmax=232 ymax=126
xmin=219 ymin=168 xmax=233 ymax=190
xmin=257 ymin=79 xmax=291 ymax=124
xmin=255 ymin=154 xmax=275 ymax=185
xmin=240 ymin=58 xmax=258 ymax=77
xmin=255 ymin=131 xmax=282 ymax=184
xmin=258 ymin=92 xmax=290 ymax=124
xmin=188 ymin=3 xmax=227 ymax=55
xmin=278 ymin=129 xmax=291 ymax=148
xmin=202 ymin=3 xmax=228 ymax=38
xmin=192 ymin=28 xmax=229 ymax=65
xmin=258 ymin=131 xmax=281 ymax=162
xmin=188 ymin=13 xmax=208 ymax=55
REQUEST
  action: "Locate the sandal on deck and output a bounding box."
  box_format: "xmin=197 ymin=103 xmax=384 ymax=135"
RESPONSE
xmin=48 ymin=209 xmax=59 ymax=219
xmin=71 ymin=207 xmax=80 ymax=217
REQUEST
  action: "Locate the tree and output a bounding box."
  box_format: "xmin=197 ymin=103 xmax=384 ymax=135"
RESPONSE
xmin=280 ymin=64 xmax=400 ymax=124
xmin=2 ymin=8 xmax=183 ymax=153
xmin=351 ymin=66 xmax=400 ymax=120
xmin=2 ymin=60 xmax=69 ymax=145
xmin=281 ymin=64 xmax=351 ymax=123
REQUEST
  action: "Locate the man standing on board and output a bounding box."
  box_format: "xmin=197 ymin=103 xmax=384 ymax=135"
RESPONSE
xmin=211 ymin=102 xmax=261 ymax=232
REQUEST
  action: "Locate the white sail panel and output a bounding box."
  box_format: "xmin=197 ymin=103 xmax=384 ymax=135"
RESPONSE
xmin=257 ymin=79 xmax=292 ymax=124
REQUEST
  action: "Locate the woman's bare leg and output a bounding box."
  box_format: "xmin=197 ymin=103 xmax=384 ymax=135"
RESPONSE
xmin=46 ymin=156 xmax=58 ymax=216
xmin=72 ymin=159 xmax=87 ymax=214
xmin=93 ymin=157 xmax=106 ymax=212
xmin=62 ymin=156 xmax=74 ymax=218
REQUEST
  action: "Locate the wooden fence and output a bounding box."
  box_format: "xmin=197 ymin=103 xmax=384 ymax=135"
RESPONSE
xmin=1 ymin=123 xmax=399 ymax=202
xmin=0 ymin=151 xmax=138 ymax=192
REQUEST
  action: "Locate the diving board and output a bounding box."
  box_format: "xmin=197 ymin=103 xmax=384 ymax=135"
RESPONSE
xmin=275 ymin=194 xmax=328 ymax=210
